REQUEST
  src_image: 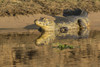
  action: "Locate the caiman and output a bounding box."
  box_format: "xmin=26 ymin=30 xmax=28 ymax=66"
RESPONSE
xmin=34 ymin=9 xmax=90 ymax=45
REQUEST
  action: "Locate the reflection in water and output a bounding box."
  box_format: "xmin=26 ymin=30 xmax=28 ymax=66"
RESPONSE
xmin=36 ymin=28 xmax=89 ymax=45
xmin=36 ymin=31 xmax=56 ymax=45
xmin=12 ymin=47 xmax=38 ymax=66
xmin=0 ymin=30 xmax=100 ymax=67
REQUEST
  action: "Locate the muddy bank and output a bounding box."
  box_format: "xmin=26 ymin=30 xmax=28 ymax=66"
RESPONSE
xmin=0 ymin=0 xmax=100 ymax=16
xmin=89 ymin=12 xmax=100 ymax=31
xmin=0 ymin=12 xmax=100 ymax=34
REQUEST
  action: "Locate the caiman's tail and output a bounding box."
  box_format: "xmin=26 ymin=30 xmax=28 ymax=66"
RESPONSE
xmin=63 ymin=8 xmax=88 ymax=17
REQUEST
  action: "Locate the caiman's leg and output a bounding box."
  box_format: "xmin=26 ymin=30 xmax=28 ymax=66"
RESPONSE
xmin=77 ymin=18 xmax=90 ymax=38
xmin=78 ymin=28 xmax=90 ymax=38
xmin=77 ymin=18 xmax=90 ymax=29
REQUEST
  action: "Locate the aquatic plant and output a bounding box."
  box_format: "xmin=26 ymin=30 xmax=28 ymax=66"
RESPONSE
xmin=52 ymin=42 xmax=80 ymax=50
xmin=57 ymin=44 xmax=75 ymax=50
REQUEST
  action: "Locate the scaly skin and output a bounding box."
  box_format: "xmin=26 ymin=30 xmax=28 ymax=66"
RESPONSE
xmin=35 ymin=17 xmax=90 ymax=45
xmin=35 ymin=17 xmax=89 ymax=32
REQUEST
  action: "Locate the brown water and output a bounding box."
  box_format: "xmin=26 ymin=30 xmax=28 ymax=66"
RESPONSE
xmin=0 ymin=30 xmax=100 ymax=67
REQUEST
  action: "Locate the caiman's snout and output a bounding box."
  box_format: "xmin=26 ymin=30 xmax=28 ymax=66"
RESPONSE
xmin=34 ymin=18 xmax=55 ymax=32
xmin=35 ymin=18 xmax=51 ymax=27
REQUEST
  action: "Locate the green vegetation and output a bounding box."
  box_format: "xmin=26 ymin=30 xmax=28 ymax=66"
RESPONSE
xmin=52 ymin=43 xmax=80 ymax=50
xmin=0 ymin=0 xmax=100 ymax=16
xmin=58 ymin=44 xmax=75 ymax=50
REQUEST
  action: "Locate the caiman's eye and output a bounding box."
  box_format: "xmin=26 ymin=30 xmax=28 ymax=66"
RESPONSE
xmin=60 ymin=27 xmax=68 ymax=33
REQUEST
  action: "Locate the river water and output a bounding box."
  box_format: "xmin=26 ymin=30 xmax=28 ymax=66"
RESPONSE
xmin=0 ymin=30 xmax=100 ymax=67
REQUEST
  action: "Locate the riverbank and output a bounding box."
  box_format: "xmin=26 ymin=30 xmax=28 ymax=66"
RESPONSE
xmin=0 ymin=0 xmax=100 ymax=16
xmin=0 ymin=12 xmax=100 ymax=34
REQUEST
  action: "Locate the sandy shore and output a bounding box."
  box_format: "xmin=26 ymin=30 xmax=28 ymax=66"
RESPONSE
xmin=89 ymin=12 xmax=100 ymax=31
xmin=0 ymin=12 xmax=100 ymax=33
